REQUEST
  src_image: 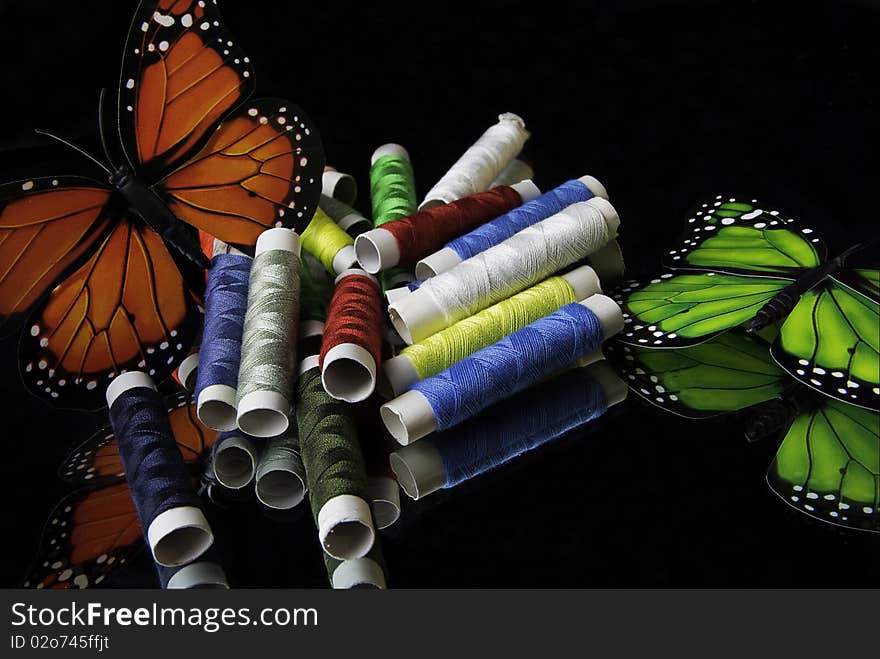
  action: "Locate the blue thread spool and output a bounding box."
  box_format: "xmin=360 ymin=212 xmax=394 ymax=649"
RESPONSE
xmin=195 ymin=248 xmax=252 ymax=431
xmin=106 ymin=372 xmax=213 ymax=567
xmin=380 ymin=294 xmax=624 ymax=445
xmin=415 ymin=176 xmax=608 ymax=279
xmin=389 ymin=360 xmax=627 ymax=499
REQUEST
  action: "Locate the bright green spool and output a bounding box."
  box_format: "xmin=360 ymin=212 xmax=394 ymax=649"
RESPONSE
xmin=401 ymin=275 xmax=578 ymax=379
xmin=370 ymin=154 xmax=417 ymax=226
xmin=301 ymin=207 xmax=354 ymax=274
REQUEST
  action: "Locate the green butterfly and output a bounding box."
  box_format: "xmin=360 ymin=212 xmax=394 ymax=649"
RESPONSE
xmin=613 ymin=195 xmax=879 ymax=412
xmin=605 ymin=330 xmax=879 ymax=533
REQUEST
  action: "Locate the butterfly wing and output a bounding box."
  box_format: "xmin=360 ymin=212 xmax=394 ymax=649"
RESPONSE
xmin=157 ymin=98 xmax=324 ymax=240
xmin=773 ymin=273 xmax=880 ymax=412
xmin=118 ymin=0 xmax=256 ymax=178
xmin=19 ymin=220 xmax=200 ymax=409
xmin=0 ymin=177 xmax=114 ymax=335
xmin=59 ymin=393 xmax=217 ymax=486
xmin=23 ymin=484 xmax=143 ymax=589
xmin=605 ymin=330 xmax=785 ymax=418
xmin=613 ymin=273 xmax=788 ymax=347
xmin=664 ymin=195 xmax=826 ymax=276
xmin=768 ymin=399 xmax=879 ymax=533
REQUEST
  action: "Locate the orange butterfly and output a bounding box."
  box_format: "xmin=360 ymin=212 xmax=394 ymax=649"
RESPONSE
xmin=0 ymin=0 xmax=324 ymax=410
xmin=25 ymin=394 xmax=217 ymax=589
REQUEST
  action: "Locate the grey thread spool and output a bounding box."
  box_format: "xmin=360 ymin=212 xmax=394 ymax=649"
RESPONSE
xmin=236 ymin=228 xmax=302 ymax=438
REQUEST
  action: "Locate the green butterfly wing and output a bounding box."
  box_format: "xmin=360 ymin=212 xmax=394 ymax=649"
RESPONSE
xmin=773 ymin=272 xmax=880 ymax=412
xmin=768 ymin=399 xmax=879 ymax=532
xmin=605 ymin=330 xmax=785 ymax=418
xmin=614 ymin=273 xmax=788 ymax=347
xmin=664 ymin=195 xmax=827 ymax=276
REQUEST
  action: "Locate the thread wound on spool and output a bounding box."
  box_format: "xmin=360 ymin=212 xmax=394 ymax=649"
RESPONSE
xmin=320 ymin=272 xmax=383 ymax=402
xmin=107 ymin=375 xmax=212 ymax=567
xmin=411 ymin=303 xmax=606 ymax=432
xmin=296 ymin=365 xmax=374 ymax=559
xmin=370 ymin=151 xmax=417 ymax=228
xmin=301 ymin=207 xmax=356 ymax=275
xmin=399 ymin=275 xmax=579 ymax=383
xmin=195 ymin=252 xmax=251 ymax=430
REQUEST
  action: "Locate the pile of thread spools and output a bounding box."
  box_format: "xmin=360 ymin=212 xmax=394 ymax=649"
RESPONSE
xmin=106 ymin=112 xmax=629 ymax=589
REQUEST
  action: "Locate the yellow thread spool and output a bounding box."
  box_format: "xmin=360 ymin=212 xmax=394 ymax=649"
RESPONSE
xmin=301 ymin=207 xmax=356 ymax=275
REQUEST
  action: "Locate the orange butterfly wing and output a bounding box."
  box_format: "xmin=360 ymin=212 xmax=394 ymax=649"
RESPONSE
xmin=160 ymin=99 xmax=324 ymax=242
xmin=24 ymin=484 xmax=142 ymax=589
xmin=19 ymin=221 xmax=199 ymax=410
xmin=0 ymin=178 xmax=113 ymax=334
xmin=118 ymin=0 xmax=256 ymax=175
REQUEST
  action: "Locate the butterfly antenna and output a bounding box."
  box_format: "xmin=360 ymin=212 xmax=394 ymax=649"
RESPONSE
xmin=97 ymin=88 xmax=120 ymax=171
xmin=34 ymin=129 xmax=112 ymax=176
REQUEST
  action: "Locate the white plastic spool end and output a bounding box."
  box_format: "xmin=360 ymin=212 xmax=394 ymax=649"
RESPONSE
xmin=584 ymin=197 xmax=621 ymax=237
xmin=381 ymin=354 xmax=421 ymax=398
xmin=331 ymin=558 xmax=386 ymax=589
xmin=196 ymin=384 xmax=238 ymax=432
xmin=380 ymin=389 xmax=437 ymax=445
xmin=389 ymin=441 xmax=446 ymax=500
xmin=175 ymin=353 xmax=200 ymax=392
xmin=317 ymin=494 xmax=376 ymax=560
xmin=578 ymin=175 xmax=609 ymax=200
xmin=255 ymin=459 xmax=306 ymax=511
xmin=510 ymin=179 xmax=541 ymax=203
xmin=105 ymin=370 xmax=156 ymax=407
xmin=384 ymin=284 xmax=412 ymax=306
xmin=148 ymin=506 xmax=214 ymax=568
xmin=387 ymin=289 xmax=448 ymax=345
xmin=561 ymin=265 xmax=602 ymax=299
xmin=414 ymin=247 xmax=461 ymax=280
xmin=579 ymin=293 xmax=625 ymax=340
xmin=354 ymin=228 xmax=400 ymax=274
xmin=165 ymin=562 xmax=229 ymax=590
xmin=371 ymin=143 xmax=410 ymax=165
xmin=331 ymin=244 xmax=357 ymax=275
xmin=322 ymin=170 xmax=358 ymax=206
xmin=236 ymin=390 xmax=291 ymax=438
xmin=320 ymin=343 xmax=377 ymax=403
xmin=213 ymin=435 xmax=258 ymax=489
xmin=256 ymin=226 xmax=300 ymax=256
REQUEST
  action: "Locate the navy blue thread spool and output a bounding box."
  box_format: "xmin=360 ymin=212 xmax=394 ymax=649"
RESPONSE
xmin=212 ymin=431 xmax=260 ymax=490
xmin=381 ymin=294 xmax=624 ymax=445
xmin=195 ymin=243 xmax=252 ymax=431
xmin=390 ymin=360 xmax=627 ymax=499
xmin=106 ymin=372 xmax=213 ymax=567
xmin=156 ymin=547 xmax=229 ymax=589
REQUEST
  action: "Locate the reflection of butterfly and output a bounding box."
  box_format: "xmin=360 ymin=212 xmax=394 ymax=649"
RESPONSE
xmin=0 ymin=0 xmax=324 ymax=410
xmin=24 ymin=394 xmax=217 ymax=588
xmin=613 ymin=195 xmax=879 ymax=412
xmin=606 ymin=331 xmax=879 ymax=533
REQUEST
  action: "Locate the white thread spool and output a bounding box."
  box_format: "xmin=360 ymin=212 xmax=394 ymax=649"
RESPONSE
xmin=355 ymin=179 xmax=540 ymax=275
xmin=381 ymin=265 xmax=603 ymax=397
xmin=389 ymin=359 xmax=628 ymax=500
xmin=106 ymin=372 xmax=214 ymax=568
xmin=489 ymin=157 xmax=535 ymax=188
xmin=367 ymin=475 xmax=401 ymax=529
xmin=320 ymin=269 xmax=380 ymax=403
xmin=322 ymin=170 xmax=358 ymax=206
xmin=420 ymin=112 xmax=530 ymax=210
xmin=165 ymin=562 xmax=229 ymax=589
xmin=390 ymin=197 xmax=620 ymax=345
xmin=381 ymin=293 xmax=624 ymax=445
xmin=212 ymin=433 xmax=259 ymax=490
xmin=415 ymin=174 xmax=609 ymax=279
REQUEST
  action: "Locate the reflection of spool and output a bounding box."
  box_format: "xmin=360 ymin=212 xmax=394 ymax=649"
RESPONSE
xmin=416 ymin=175 xmax=609 ymax=280
xmin=324 ymin=544 xmax=387 ymax=589
xmin=381 ymin=294 xmax=624 ymax=445
xmin=236 ymin=228 xmax=301 ymax=438
xmin=212 ymin=432 xmax=259 ymax=490
xmin=390 ymin=360 xmax=627 ymax=499
xmin=355 ymin=180 xmax=540 ymax=274
xmin=175 ymin=352 xmax=200 ymax=392
xmin=390 ymin=197 xmax=620 ymax=345
xmin=322 ymin=170 xmax=358 ymax=206
xmin=382 ymin=266 xmax=602 ymax=397
xmin=367 ymin=475 xmax=401 ymax=530
xmin=254 ymin=428 xmax=306 ymax=510
xmin=157 ymin=548 xmax=229 ymax=589
xmin=106 ymin=372 xmax=213 ymax=567
xmin=489 ymin=157 xmax=535 ymax=188
xmin=319 ymin=270 xmax=382 ymax=403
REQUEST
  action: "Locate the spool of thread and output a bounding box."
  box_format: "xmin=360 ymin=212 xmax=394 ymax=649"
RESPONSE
xmin=195 ymin=242 xmax=252 ymax=431
xmin=319 ymin=269 xmax=383 ymax=403
xmin=355 ymin=180 xmax=541 ymax=274
xmin=320 ymin=194 xmax=372 ymax=237
xmin=381 ymin=294 xmax=624 ymax=445
xmin=157 ymin=548 xmax=229 ymax=589
xmin=390 ymin=360 xmax=627 ymax=499
xmin=324 ymin=544 xmax=387 ymax=589
xmin=175 ymin=350 xmax=200 ymax=392
xmin=382 ymin=266 xmax=601 ymax=397
xmin=236 ymin=228 xmax=301 ymax=438
xmin=322 ymin=170 xmax=358 ymax=206
xmin=296 ymin=356 xmax=375 ymax=560
xmin=106 ymin=372 xmax=213 ymax=567
xmin=254 ymin=428 xmax=307 ymax=510
xmin=298 ymin=252 xmax=333 ymax=325
xmin=420 ymin=112 xmax=530 ymax=210
xmin=490 ymin=157 xmax=535 ymax=188
xmin=390 ymin=197 xmax=620 ymax=344
xmin=212 ymin=431 xmax=259 ymax=490
xmin=301 ymin=207 xmax=357 ymax=275
xmin=416 ymin=176 xmax=608 ymax=279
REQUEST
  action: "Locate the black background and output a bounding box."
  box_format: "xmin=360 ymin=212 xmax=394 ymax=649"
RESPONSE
xmin=0 ymin=0 xmax=877 ymax=587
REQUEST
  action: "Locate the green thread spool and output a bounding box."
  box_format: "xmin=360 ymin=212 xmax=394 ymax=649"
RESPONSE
xmin=370 ymin=144 xmax=417 ymax=291
xmin=381 ymin=266 xmax=602 ymax=397
xmin=236 ymin=228 xmax=301 ymax=438
xmin=299 ymin=255 xmax=333 ymax=324
xmin=296 ymin=356 xmax=375 ymax=560
xmin=324 ymin=542 xmax=387 ymax=589
xmin=301 ymin=207 xmax=357 ymax=275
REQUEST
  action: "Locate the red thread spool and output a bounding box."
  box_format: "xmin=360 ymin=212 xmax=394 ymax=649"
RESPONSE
xmin=354 ymin=180 xmax=540 ymax=274
xmin=319 ymin=270 xmax=383 ymax=402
